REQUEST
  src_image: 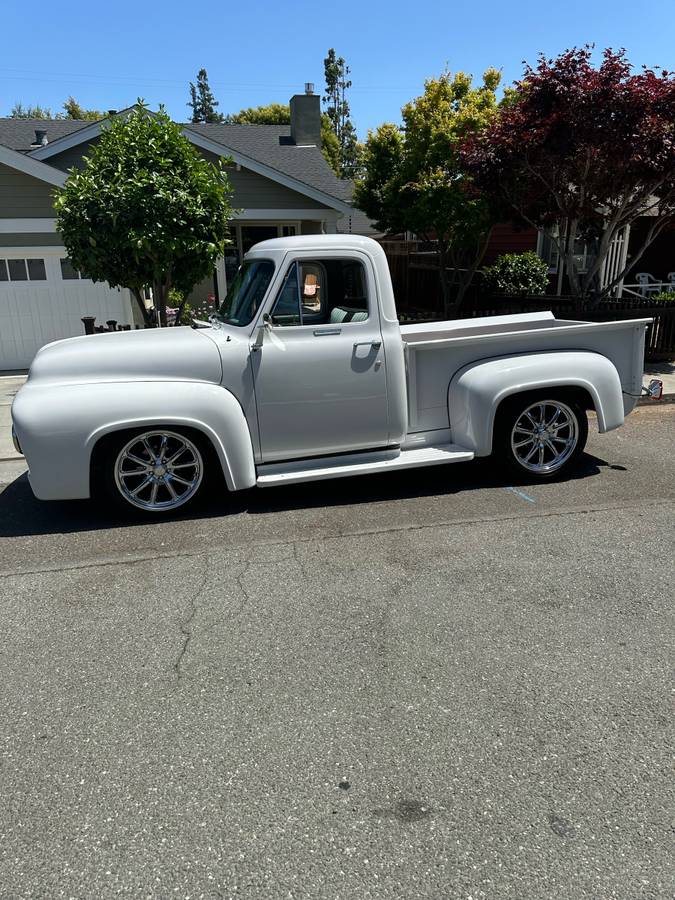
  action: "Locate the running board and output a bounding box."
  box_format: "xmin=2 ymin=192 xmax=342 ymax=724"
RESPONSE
xmin=256 ymin=443 xmax=474 ymax=487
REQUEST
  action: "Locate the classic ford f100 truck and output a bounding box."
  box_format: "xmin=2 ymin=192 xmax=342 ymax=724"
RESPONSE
xmin=11 ymin=235 xmax=659 ymax=516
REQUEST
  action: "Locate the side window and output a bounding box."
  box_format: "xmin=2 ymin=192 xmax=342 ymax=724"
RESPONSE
xmin=270 ymin=261 xmax=326 ymax=326
xmin=270 ymin=258 xmax=370 ymax=327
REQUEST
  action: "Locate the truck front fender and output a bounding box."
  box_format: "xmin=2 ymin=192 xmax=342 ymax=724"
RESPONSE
xmin=12 ymin=380 xmax=256 ymax=500
xmin=448 ymin=351 xmax=624 ymax=457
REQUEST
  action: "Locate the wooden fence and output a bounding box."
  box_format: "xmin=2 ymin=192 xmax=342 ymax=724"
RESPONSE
xmin=382 ymin=243 xmax=675 ymax=361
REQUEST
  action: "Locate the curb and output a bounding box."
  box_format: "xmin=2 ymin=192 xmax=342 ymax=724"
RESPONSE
xmin=638 ymin=393 xmax=675 ymax=406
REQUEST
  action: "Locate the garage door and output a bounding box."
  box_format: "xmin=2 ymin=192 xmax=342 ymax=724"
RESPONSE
xmin=0 ymin=249 xmax=134 ymax=370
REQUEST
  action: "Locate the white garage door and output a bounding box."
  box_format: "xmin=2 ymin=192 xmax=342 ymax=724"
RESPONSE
xmin=0 ymin=249 xmax=134 ymax=371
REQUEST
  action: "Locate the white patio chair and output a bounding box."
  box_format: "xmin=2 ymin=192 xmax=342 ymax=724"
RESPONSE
xmin=667 ymin=272 xmax=675 ymax=288
xmin=635 ymin=273 xmax=662 ymax=297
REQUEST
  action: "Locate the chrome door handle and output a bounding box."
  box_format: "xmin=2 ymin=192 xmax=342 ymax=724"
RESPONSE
xmin=313 ymin=328 xmax=342 ymax=336
xmin=353 ymin=340 xmax=382 ymax=349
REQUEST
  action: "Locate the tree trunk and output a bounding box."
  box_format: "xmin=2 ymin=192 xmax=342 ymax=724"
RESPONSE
xmin=153 ymin=278 xmax=169 ymax=327
xmin=438 ymin=245 xmax=453 ymax=318
xmin=130 ymin=288 xmax=152 ymax=327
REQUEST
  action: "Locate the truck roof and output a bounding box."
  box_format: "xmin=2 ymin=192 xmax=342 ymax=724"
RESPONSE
xmin=246 ymin=234 xmax=382 ymax=252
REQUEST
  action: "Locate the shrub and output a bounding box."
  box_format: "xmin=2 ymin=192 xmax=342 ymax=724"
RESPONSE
xmin=651 ymin=291 xmax=675 ymax=304
xmin=483 ymin=251 xmax=550 ymax=296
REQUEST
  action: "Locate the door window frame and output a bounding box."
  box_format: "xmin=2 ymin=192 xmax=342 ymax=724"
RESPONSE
xmin=263 ymin=252 xmax=376 ymax=333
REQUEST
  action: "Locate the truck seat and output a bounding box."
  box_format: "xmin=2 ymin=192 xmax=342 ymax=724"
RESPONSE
xmin=329 ymin=306 xmax=368 ymax=324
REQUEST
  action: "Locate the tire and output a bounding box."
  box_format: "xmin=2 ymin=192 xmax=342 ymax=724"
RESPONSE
xmin=94 ymin=427 xmax=214 ymax=516
xmin=493 ymin=392 xmax=588 ymax=481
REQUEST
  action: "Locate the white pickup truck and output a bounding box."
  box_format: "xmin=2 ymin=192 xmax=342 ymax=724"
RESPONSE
xmin=11 ymin=235 xmax=659 ymax=516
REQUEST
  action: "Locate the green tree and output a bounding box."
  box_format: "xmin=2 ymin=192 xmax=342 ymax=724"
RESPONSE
xmin=225 ymin=102 xmax=341 ymax=175
xmin=323 ymin=48 xmax=361 ymax=177
xmin=10 ymin=102 xmax=53 ymax=118
xmin=354 ymin=70 xmax=501 ymax=315
xmin=62 ymin=97 xmax=102 ymax=120
xmin=55 ymin=104 xmax=234 ymax=326
xmin=10 ymin=98 xmax=102 ymax=120
xmin=188 ymin=68 xmax=224 ymax=123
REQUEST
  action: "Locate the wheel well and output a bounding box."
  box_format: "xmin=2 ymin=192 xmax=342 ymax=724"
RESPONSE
xmin=492 ymin=386 xmax=594 ymax=447
xmin=89 ymin=424 xmax=225 ymax=496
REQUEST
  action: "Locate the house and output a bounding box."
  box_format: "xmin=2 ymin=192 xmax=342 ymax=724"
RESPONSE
xmin=0 ymin=87 xmax=359 ymax=370
xmin=483 ymin=219 xmax=674 ymax=297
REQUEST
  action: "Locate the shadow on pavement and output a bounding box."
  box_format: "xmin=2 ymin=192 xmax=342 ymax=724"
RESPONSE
xmin=0 ymin=454 xmax=611 ymax=539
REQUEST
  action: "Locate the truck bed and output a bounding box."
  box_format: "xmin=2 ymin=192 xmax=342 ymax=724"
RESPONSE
xmin=400 ymin=311 xmax=651 ymax=434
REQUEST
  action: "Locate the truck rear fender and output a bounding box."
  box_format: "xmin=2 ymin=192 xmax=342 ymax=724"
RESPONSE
xmin=447 ymin=351 xmax=624 ymax=456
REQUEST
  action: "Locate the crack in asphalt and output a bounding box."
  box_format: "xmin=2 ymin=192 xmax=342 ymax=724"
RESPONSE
xmin=0 ymin=496 xmax=672 ymax=580
xmin=173 ymin=552 xmax=210 ymax=682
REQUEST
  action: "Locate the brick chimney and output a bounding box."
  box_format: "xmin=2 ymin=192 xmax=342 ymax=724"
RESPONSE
xmin=290 ymin=83 xmax=321 ymax=147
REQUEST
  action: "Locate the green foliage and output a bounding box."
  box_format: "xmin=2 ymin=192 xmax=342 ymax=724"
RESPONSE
xmin=54 ymin=104 xmax=234 ymax=326
xmin=10 ymin=102 xmax=53 ymax=119
xmin=10 ymin=98 xmax=103 ymax=120
xmin=224 ymin=103 xmax=342 ymax=176
xmin=226 ymin=103 xmax=290 ymax=125
xmin=188 ymin=69 xmax=224 ymax=123
xmin=354 ymin=69 xmax=502 ymax=313
xmin=652 ymin=291 xmax=675 ymax=304
xmin=323 ymin=48 xmax=361 ymax=178
xmin=62 ymin=97 xmax=102 ymax=120
xmin=483 ymin=252 xmax=550 ymax=296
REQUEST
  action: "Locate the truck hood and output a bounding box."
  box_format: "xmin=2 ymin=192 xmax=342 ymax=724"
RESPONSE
xmin=27 ymin=326 xmax=223 ymax=387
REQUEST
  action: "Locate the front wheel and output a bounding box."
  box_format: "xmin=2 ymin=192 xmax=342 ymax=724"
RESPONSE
xmin=97 ymin=428 xmax=209 ymax=515
xmin=494 ymin=395 xmax=588 ymax=481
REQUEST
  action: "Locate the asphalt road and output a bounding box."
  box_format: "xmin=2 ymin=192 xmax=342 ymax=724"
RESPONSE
xmin=0 ymin=405 xmax=673 ymax=899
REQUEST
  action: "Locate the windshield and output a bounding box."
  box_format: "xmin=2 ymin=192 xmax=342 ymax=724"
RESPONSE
xmin=216 ymin=259 xmax=275 ymax=326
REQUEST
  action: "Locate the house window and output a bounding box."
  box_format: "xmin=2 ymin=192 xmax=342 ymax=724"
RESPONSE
xmin=60 ymin=258 xmax=82 ymax=280
xmin=281 ymin=225 xmax=297 ymax=237
xmin=27 ymin=259 xmax=47 ymax=280
xmin=1 ymin=258 xmax=47 ymax=282
xmin=539 ymin=227 xmax=594 ymax=274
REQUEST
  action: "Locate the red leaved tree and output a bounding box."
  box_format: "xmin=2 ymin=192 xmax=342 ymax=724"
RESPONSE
xmin=462 ymin=48 xmax=675 ymax=298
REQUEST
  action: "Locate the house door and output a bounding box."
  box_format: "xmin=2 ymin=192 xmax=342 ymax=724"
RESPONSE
xmin=252 ymin=254 xmax=390 ymax=461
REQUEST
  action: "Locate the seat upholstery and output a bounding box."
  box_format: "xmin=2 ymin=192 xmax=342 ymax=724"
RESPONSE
xmin=329 ymin=306 xmax=368 ymax=324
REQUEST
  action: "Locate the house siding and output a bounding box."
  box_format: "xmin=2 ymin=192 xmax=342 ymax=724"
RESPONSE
xmin=0 ymin=232 xmax=63 ymax=246
xmin=483 ymin=222 xmax=538 ymax=266
xmin=47 ymin=142 xmax=334 ymax=212
xmin=0 ymin=163 xmax=57 ymax=217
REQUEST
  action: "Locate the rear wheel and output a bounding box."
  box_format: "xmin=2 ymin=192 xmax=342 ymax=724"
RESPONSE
xmin=494 ymin=394 xmax=588 ymax=481
xmin=97 ymin=428 xmax=210 ymax=515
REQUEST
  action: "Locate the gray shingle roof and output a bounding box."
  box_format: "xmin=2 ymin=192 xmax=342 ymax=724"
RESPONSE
xmin=0 ymin=117 xmax=354 ymax=206
xmin=0 ymin=118 xmax=93 ymax=152
xmin=184 ymin=123 xmax=354 ymax=204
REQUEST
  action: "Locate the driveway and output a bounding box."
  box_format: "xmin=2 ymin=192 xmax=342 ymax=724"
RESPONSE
xmin=0 ymin=405 xmax=673 ymax=899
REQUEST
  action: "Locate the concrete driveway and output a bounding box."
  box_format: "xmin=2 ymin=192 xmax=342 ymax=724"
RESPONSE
xmin=0 ymin=405 xmax=673 ymax=899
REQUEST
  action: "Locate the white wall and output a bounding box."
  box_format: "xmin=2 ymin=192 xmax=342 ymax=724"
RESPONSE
xmin=0 ymin=248 xmax=134 ymax=370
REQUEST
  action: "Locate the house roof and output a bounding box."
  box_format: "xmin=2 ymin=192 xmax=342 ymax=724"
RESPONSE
xmin=0 ymin=116 xmax=355 ymax=211
xmin=0 ymin=118 xmax=92 ymax=152
xmin=185 ymin=123 xmax=354 ymax=205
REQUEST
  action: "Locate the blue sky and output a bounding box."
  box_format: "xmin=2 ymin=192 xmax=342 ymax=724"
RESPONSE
xmin=1 ymin=0 xmax=673 ymax=135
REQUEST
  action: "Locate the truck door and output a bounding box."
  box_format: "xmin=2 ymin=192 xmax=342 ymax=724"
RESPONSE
xmin=251 ymin=253 xmax=389 ymax=461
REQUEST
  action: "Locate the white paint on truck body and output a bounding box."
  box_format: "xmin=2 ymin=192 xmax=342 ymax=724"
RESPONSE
xmin=11 ymin=235 xmax=651 ymax=502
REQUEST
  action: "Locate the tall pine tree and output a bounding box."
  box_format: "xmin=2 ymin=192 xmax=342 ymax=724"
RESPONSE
xmin=187 ymin=69 xmax=224 ymax=123
xmin=323 ymin=49 xmax=361 ymax=178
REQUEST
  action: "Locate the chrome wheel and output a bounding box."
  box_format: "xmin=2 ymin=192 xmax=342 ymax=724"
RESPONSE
xmin=113 ymin=430 xmax=203 ymax=512
xmin=510 ymin=400 xmax=579 ymax=474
